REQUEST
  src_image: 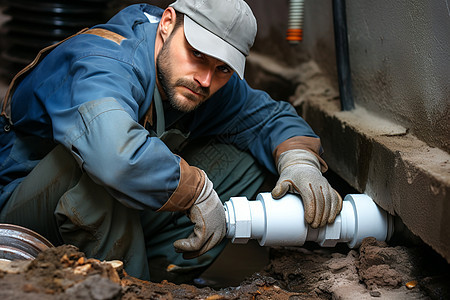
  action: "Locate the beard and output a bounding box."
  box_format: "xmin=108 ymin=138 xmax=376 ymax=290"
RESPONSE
xmin=156 ymin=33 xmax=210 ymax=112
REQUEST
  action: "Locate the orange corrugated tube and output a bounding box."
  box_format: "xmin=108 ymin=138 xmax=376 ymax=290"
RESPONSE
xmin=287 ymin=0 xmax=304 ymax=44
xmin=286 ymin=28 xmax=303 ymax=41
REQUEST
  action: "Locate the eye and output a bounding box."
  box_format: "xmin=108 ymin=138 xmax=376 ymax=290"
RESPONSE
xmin=217 ymin=65 xmax=232 ymax=74
xmin=192 ymin=50 xmax=203 ymax=58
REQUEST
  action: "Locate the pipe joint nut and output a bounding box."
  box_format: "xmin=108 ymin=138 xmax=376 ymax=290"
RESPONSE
xmin=224 ymin=197 xmax=252 ymax=244
xmin=318 ymin=217 xmax=342 ymax=247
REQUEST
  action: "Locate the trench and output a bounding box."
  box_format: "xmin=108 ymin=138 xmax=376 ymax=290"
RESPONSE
xmin=199 ymin=169 xmax=359 ymax=289
xmin=195 ymin=170 xmax=450 ymax=299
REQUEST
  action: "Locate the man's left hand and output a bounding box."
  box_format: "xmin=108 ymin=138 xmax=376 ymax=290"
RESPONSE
xmin=271 ymin=149 xmax=343 ymax=228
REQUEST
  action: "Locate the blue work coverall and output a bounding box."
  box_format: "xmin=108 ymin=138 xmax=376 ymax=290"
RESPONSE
xmin=0 ymin=4 xmax=321 ymax=281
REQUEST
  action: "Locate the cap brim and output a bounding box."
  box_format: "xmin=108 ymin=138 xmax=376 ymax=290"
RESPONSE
xmin=183 ymin=15 xmax=245 ymax=79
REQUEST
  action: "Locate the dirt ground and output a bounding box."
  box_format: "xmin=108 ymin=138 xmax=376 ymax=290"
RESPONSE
xmin=0 ymin=236 xmax=449 ymax=300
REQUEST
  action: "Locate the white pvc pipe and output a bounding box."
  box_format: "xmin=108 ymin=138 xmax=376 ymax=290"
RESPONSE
xmin=224 ymin=193 xmax=394 ymax=248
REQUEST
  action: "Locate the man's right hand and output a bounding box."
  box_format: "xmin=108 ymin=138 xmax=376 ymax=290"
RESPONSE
xmin=173 ymin=171 xmax=226 ymax=259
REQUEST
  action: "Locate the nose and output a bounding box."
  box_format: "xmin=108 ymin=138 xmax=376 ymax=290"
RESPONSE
xmin=194 ymin=66 xmax=214 ymax=88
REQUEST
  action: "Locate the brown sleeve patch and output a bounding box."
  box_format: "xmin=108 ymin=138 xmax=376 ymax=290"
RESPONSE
xmin=83 ymin=28 xmax=126 ymax=45
xmin=157 ymin=157 xmax=205 ymax=212
xmin=273 ymin=136 xmax=328 ymax=172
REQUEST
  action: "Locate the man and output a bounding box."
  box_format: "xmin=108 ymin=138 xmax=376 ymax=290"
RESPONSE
xmin=0 ymin=0 xmax=342 ymax=282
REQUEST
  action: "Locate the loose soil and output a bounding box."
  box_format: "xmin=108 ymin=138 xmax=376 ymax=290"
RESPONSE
xmin=0 ymin=237 xmax=449 ymax=299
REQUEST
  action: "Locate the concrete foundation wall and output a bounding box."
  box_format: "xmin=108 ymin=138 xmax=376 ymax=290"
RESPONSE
xmin=247 ymin=0 xmax=449 ymax=153
xmin=347 ymin=0 xmax=450 ymax=152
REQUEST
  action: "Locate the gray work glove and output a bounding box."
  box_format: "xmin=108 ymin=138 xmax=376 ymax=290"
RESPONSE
xmin=173 ymin=171 xmax=226 ymax=259
xmin=271 ymin=149 xmax=343 ymax=228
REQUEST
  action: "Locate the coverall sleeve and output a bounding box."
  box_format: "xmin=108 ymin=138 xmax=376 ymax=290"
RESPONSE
xmin=49 ymin=55 xmax=203 ymax=211
xmin=188 ymin=74 xmax=324 ymax=174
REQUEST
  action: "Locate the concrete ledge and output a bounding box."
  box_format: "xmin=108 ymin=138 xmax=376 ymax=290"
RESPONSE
xmin=246 ymin=54 xmax=450 ymax=262
xmin=301 ymin=95 xmax=450 ymax=263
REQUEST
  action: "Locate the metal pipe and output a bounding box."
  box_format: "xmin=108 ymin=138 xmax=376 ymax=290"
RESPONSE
xmin=224 ymin=193 xmax=394 ymax=248
xmin=332 ymin=0 xmax=355 ymax=111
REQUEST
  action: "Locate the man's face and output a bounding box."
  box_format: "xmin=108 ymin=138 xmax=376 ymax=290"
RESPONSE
xmin=156 ymin=26 xmax=234 ymax=112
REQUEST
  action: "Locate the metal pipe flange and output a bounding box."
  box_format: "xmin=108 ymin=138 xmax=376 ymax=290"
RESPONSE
xmin=0 ymin=223 xmax=53 ymax=261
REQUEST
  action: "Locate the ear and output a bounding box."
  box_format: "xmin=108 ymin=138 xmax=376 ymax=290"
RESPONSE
xmin=159 ymin=7 xmax=178 ymax=42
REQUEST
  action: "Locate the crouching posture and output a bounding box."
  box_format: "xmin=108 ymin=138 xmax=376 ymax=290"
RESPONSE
xmin=0 ymin=0 xmax=341 ymax=282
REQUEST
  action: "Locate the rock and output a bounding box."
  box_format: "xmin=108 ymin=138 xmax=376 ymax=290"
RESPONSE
xmin=0 ymin=260 xmax=30 ymax=274
xmin=64 ymin=274 xmax=121 ymax=300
